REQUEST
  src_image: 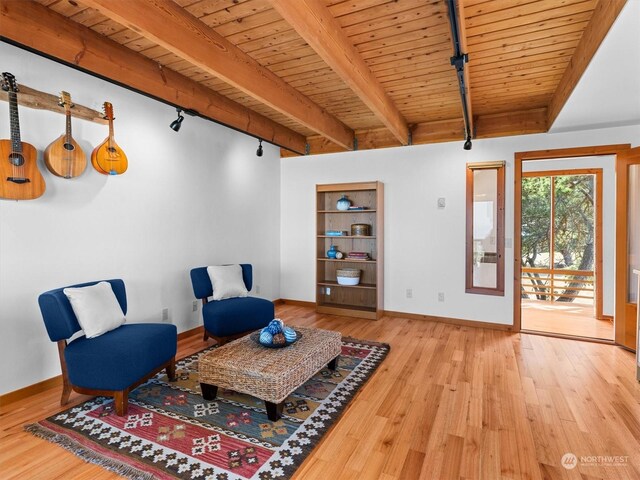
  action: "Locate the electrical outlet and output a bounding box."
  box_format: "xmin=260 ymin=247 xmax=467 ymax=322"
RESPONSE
xmin=192 ymin=300 xmax=198 ymax=312
xmin=255 ymin=285 xmax=260 ymax=294
xmin=437 ymin=197 xmax=446 ymax=209
xmin=406 ymin=288 xmax=413 ymax=298
xmin=162 ymin=308 xmax=169 ymax=321
xmin=438 ymin=292 xmax=445 ymax=302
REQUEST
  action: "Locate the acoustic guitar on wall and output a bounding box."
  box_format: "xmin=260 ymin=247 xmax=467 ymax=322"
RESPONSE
xmin=44 ymin=91 xmax=87 ymax=178
xmin=91 ymin=102 xmax=127 ymax=175
xmin=0 ymin=72 xmax=46 ymax=200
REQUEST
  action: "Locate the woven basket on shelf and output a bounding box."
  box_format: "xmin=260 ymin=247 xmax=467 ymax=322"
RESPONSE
xmin=336 ymin=268 xmax=361 ymax=285
xmin=336 ymin=268 xmax=361 ymax=278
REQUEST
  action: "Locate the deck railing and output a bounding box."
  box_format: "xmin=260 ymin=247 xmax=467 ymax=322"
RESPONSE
xmin=521 ymin=267 xmax=594 ymax=302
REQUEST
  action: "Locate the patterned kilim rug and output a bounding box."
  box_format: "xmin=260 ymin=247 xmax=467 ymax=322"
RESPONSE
xmin=26 ymin=335 xmax=389 ymax=480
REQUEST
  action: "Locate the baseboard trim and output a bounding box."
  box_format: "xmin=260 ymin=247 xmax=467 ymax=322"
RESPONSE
xmin=0 ymin=375 xmax=62 ymax=408
xmin=178 ymin=325 xmax=203 ymax=340
xmin=277 ymin=299 xmax=316 ymax=308
xmin=0 ymin=324 xmax=207 ymax=408
xmin=277 ymin=299 xmax=512 ymax=331
xmin=383 ymin=310 xmax=513 ymax=331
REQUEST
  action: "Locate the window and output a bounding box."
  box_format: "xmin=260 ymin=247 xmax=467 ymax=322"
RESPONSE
xmin=466 ymin=161 xmax=505 ymax=295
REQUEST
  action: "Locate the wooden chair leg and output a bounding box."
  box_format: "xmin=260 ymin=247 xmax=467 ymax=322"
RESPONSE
xmin=60 ymin=381 xmax=72 ymax=406
xmin=114 ymin=390 xmax=129 ymax=416
xmin=166 ymin=357 xmax=176 ymax=381
xmin=202 ymin=298 xmax=209 ymax=341
xmin=57 ymin=340 xmax=72 ymax=406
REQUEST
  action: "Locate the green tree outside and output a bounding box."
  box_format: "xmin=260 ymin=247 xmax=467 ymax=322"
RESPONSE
xmin=522 ymin=174 xmax=595 ymax=302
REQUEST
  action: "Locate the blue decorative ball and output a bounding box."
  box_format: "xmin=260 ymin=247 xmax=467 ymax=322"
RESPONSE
xmin=283 ymin=327 xmax=297 ymax=343
xmin=259 ymin=331 xmax=273 ymax=345
xmin=267 ymin=319 xmax=283 ymax=335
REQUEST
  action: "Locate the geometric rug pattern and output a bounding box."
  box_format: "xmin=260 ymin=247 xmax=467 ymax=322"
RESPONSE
xmin=26 ymin=336 xmax=390 ymax=479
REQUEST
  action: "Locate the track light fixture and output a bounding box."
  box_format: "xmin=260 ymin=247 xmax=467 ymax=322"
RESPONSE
xmin=256 ymin=138 xmax=263 ymax=157
xmin=170 ymin=108 xmax=184 ymax=132
xmin=446 ymin=0 xmax=474 ymax=151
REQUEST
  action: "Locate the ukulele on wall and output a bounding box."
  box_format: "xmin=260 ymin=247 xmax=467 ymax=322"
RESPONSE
xmin=91 ymin=102 xmax=127 ymax=175
xmin=0 ymin=72 xmax=46 ymax=200
xmin=44 ymin=91 xmax=87 ymax=178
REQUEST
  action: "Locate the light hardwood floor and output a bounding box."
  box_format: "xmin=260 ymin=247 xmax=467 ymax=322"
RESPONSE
xmin=521 ymin=300 xmax=614 ymax=340
xmin=1 ymin=304 xmax=640 ymax=479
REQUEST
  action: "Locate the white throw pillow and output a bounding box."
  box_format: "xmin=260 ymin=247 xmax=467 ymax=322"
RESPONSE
xmin=207 ymin=264 xmax=249 ymax=301
xmin=63 ymin=281 xmax=126 ymax=339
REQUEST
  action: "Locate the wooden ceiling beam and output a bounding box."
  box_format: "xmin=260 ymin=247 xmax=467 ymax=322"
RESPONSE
xmin=281 ymin=108 xmax=547 ymax=157
xmin=268 ymin=0 xmax=410 ymax=145
xmin=0 ymin=0 xmax=306 ymax=153
xmin=475 ymin=108 xmax=547 ymax=138
xmin=547 ymin=0 xmax=627 ymax=128
xmin=81 ymin=0 xmax=355 ymax=150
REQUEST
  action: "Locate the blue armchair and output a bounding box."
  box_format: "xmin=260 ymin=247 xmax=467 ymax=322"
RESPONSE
xmin=190 ymin=265 xmax=274 ymax=344
xmin=38 ymin=279 xmax=177 ymax=416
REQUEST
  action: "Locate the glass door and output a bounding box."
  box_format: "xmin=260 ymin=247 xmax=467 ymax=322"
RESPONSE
xmin=522 ymin=173 xmax=598 ymax=311
xmin=521 ymin=168 xmax=608 ymax=339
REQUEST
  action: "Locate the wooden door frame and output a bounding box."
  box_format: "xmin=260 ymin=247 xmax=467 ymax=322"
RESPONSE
xmin=615 ymin=146 xmax=640 ymax=349
xmin=513 ymin=144 xmax=630 ymax=333
xmin=521 ymin=168 xmax=604 ymax=320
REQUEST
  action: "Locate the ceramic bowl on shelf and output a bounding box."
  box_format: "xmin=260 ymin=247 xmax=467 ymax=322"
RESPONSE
xmin=336 ymin=268 xmax=361 ymax=285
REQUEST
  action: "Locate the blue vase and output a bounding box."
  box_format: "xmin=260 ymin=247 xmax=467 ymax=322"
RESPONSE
xmin=336 ymin=195 xmax=351 ymax=211
xmin=327 ymin=245 xmax=338 ymax=258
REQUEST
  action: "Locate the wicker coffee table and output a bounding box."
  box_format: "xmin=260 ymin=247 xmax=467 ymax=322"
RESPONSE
xmin=199 ymin=326 xmax=342 ymax=421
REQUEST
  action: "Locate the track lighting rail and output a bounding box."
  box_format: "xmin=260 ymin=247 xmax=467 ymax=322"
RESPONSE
xmin=446 ymin=0 xmax=473 ymax=150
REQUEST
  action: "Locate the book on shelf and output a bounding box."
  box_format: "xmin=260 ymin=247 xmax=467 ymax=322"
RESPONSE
xmin=347 ymin=252 xmax=371 ymax=260
xmin=347 ymin=206 xmax=369 ymax=210
xmin=325 ymin=230 xmax=348 ymax=236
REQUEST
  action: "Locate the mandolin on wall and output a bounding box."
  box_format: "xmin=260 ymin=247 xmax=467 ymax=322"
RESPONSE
xmin=44 ymin=91 xmax=87 ymax=179
xmin=0 ymin=72 xmax=46 ymax=200
xmin=91 ymin=102 xmax=127 ymax=176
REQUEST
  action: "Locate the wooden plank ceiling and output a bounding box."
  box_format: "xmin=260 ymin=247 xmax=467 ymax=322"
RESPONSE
xmin=2 ymin=0 xmax=627 ymax=156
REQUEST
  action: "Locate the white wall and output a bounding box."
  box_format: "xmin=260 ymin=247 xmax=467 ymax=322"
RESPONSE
xmin=280 ymin=126 xmax=640 ymax=325
xmin=0 ymin=42 xmax=281 ymax=395
xmin=522 ymin=156 xmax=616 ymax=315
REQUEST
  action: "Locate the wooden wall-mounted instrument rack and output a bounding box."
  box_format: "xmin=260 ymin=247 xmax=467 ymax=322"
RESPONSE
xmin=0 ymin=83 xmax=107 ymax=124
